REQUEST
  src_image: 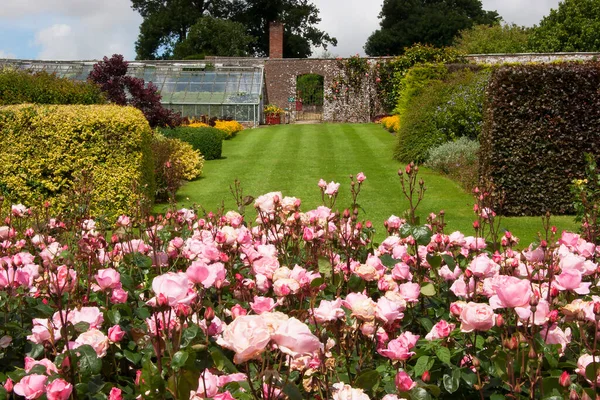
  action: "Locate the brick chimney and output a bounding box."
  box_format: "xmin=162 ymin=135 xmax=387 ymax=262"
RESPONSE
xmin=269 ymin=22 xmax=284 ymax=59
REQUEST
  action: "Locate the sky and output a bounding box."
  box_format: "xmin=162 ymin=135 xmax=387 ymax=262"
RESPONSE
xmin=0 ymin=0 xmax=562 ymax=60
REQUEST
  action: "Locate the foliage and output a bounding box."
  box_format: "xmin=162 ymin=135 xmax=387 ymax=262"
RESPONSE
xmin=172 ymin=17 xmax=255 ymax=59
xmin=393 ymin=63 xmax=448 ymax=117
xmin=152 ymin=134 xmax=204 ymax=202
xmin=214 ymin=120 xmax=244 ymax=139
xmin=88 ymin=54 xmax=183 ymax=128
xmin=0 ymin=167 xmax=598 ymax=400
xmin=0 ymin=104 xmax=155 ymax=219
xmin=296 ymin=74 xmax=324 ymax=106
xmin=480 ymin=62 xmax=600 ymax=216
xmin=264 ymin=104 xmax=284 ymax=115
xmin=0 ymin=68 xmax=104 ymax=106
xmin=131 ymin=0 xmax=336 ymax=59
xmin=374 ymin=44 xmax=466 ymax=114
xmin=379 ymin=115 xmax=400 ymax=133
xmin=529 ymin=0 xmax=600 ymax=52
xmin=571 ymin=153 xmax=600 ymax=243
xmin=426 ymin=137 xmax=480 ymax=191
xmin=364 ymin=0 xmax=500 ymax=56
xmin=393 ymin=66 xmax=489 ymax=163
xmin=453 ymin=23 xmax=533 ymax=54
xmin=161 ymin=126 xmax=224 ymax=161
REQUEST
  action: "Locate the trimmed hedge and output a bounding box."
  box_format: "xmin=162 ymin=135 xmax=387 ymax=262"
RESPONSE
xmin=161 ymin=126 xmax=224 ymax=160
xmin=480 ymin=62 xmax=600 ymax=216
xmin=0 ymin=104 xmax=155 ymax=219
xmin=0 ymin=68 xmax=104 ymax=105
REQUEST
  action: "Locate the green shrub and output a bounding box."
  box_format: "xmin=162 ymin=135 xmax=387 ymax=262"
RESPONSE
xmin=393 ymin=63 xmax=448 ymax=117
xmin=0 ymin=68 xmax=104 ymax=105
xmin=393 ymin=66 xmax=489 ymax=163
xmin=453 ymin=23 xmax=533 ymax=54
xmin=152 ymin=134 xmax=204 ymax=202
xmin=426 ymin=137 xmax=480 ymax=191
xmin=0 ymin=104 xmax=154 ymax=219
xmin=161 ymin=126 xmax=224 ymax=160
xmin=480 ymin=62 xmax=600 ymax=216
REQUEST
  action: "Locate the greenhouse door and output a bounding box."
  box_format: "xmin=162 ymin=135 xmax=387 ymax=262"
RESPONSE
xmin=296 ymin=74 xmax=324 ymax=121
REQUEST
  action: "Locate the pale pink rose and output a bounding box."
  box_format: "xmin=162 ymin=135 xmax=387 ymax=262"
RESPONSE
xmin=554 ymin=268 xmax=591 ymax=294
xmin=342 ymin=293 xmax=376 ymax=321
xmin=24 ymin=357 xmax=58 ymax=375
xmin=490 ymin=277 xmax=532 ymax=309
xmin=94 ymin=268 xmax=121 ymax=291
xmin=254 ymin=192 xmax=282 ymax=213
xmin=260 ymin=311 xmax=290 ymax=334
xmin=331 ymin=383 xmax=370 ymax=400
xmin=230 ymin=304 xmax=247 ymax=319
xmin=187 ymin=260 xmax=226 ymax=289
xmin=303 ymin=227 xmax=315 ymax=241
xmin=252 ymin=256 xmax=280 ymax=279
xmin=386 ymin=215 xmax=403 ymax=229
xmin=27 ymin=318 xmax=59 ymax=344
xmin=382 ymin=396 xmax=400 ymax=400
xmin=250 ymin=296 xmax=277 ymax=314
xmin=13 ymin=374 xmax=47 ymax=399
xmin=318 ymin=179 xmax=327 ymax=189
xmin=399 ymin=282 xmax=420 ymax=302
xmin=375 ymin=296 xmax=404 ymax=324
xmin=576 ymin=354 xmax=600 ymax=385
xmin=464 ymin=236 xmax=487 ymax=250
xmin=559 ymin=253 xmax=586 ymax=272
xmin=199 ymin=316 xmax=224 ymax=337
xmin=108 ymin=325 xmax=125 ymax=342
xmin=273 ymin=278 xmax=301 ymax=296
xmin=540 ymin=324 xmax=571 ymax=355
xmin=459 ymin=302 xmax=495 ymax=332
xmin=438 ymin=265 xmax=461 ymax=281
xmin=521 ymin=245 xmax=545 ymax=263
xmin=11 ymin=204 xmax=29 ymax=217
xmin=395 ymin=371 xmax=416 ymax=391
xmin=108 ymin=387 xmax=123 ymax=400
xmin=324 ymin=181 xmax=340 ymax=196
xmin=425 ymin=320 xmax=456 ymax=340
xmin=72 ymin=307 xmax=104 ymax=329
xmin=559 ymin=231 xmax=580 ymax=247
xmin=110 ymin=287 xmax=128 ymax=304
xmin=217 ymin=373 xmax=247 ymax=387
xmin=576 ymin=240 xmax=596 ymax=258
xmin=148 ymin=272 xmax=196 ymax=307
xmin=468 ymin=254 xmax=499 ymax=278
xmin=121 ymin=239 xmax=150 ymax=254
xmin=213 ymin=392 xmax=235 ymax=400
xmin=356 ymin=172 xmax=366 ymax=183
xmin=351 ymin=262 xmax=380 ymax=281
xmin=49 ymin=265 xmax=77 ymax=294
xmin=310 ymin=298 xmax=345 ymax=323
xmin=377 ymin=332 xmax=419 ymax=361
xmin=74 ymin=329 xmax=109 ymax=357
xmin=116 ymin=215 xmax=131 ymax=227
xmin=0 ymin=226 xmax=10 ymax=241
xmin=216 ymin=315 xmax=271 ymax=363
xmin=515 ymin=299 xmax=551 ymax=326
xmin=391 ymin=262 xmax=412 ymax=281
xmin=195 ymin=369 xmax=219 ymax=398
xmin=271 ymin=317 xmax=321 ymax=357
xmin=46 ymin=378 xmax=73 ymax=400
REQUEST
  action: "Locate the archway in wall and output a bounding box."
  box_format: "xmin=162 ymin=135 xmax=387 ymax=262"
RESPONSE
xmin=295 ymin=74 xmax=324 ymax=121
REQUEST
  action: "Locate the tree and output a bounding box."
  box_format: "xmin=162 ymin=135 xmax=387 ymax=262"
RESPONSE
xmin=364 ymin=0 xmax=500 ymax=56
xmin=529 ymin=0 xmax=600 ymax=52
xmin=172 ymin=17 xmax=255 ymax=58
xmin=131 ymin=0 xmax=336 ymax=59
xmin=453 ymin=23 xmax=533 ymax=54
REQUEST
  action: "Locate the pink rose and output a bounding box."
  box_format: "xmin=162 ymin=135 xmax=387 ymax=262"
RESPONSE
xmin=72 ymin=307 xmax=104 ymax=329
xmin=216 ymin=315 xmax=271 ymax=363
xmin=331 ymin=383 xmax=370 ymax=400
xmin=395 ymin=371 xmax=416 ymax=392
xmin=116 ymin=215 xmax=131 ymax=227
xmin=94 ymin=268 xmax=121 ymax=291
xmin=377 ymin=332 xmax=419 ymax=361
xmin=375 ymin=297 xmax=404 ymax=325
xmin=540 ymin=324 xmax=571 ymax=355
xmin=459 ymin=302 xmax=495 ymax=332
xmin=490 ymin=277 xmax=532 ymax=309
xmin=108 ymin=325 xmax=126 ymax=342
xmin=425 ymin=320 xmax=456 ymax=340
xmin=318 ymin=179 xmax=327 ymax=189
xmin=250 ymin=296 xmax=277 ymax=314
xmin=342 ymin=293 xmax=376 ymax=321
xmin=148 ymin=272 xmax=196 ymax=307
xmin=554 ymin=268 xmax=591 ymax=294
xmin=254 ymin=192 xmax=282 ymax=213
xmin=110 ymin=287 xmax=128 ymax=304
xmin=310 ymin=299 xmax=345 ymax=323
xmin=24 ymin=357 xmax=58 ymax=375
xmin=399 ymin=282 xmax=420 ymax=302
xmin=49 ymin=265 xmax=77 ymax=294
xmin=108 ymin=387 xmax=123 ymax=400
xmin=324 ymin=181 xmax=340 ymax=196
xmin=13 ymin=374 xmax=47 ymax=399
xmin=271 ymin=317 xmax=321 ymax=357
xmin=46 ymin=378 xmax=73 ymax=400
xmin=186 ymin=260 xmax=226 ymax=289
xmin=74 ymin=329 xmax=109 ymax=357
xmin=214 ymin=392 xmax=236 ymax=400
xmin=467 ymin=254 xmax=499 ymax=278
xmin=195 ymin=369 xmax=219 ymax=398
xmin=576 ymin=354 xmax=600 ymax=385
xmin=356 ymin=172 xmax=366 ymax=183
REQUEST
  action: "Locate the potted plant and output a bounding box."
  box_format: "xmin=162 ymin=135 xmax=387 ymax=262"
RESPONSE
xmin=264 ymin=104 xmax=284 ymax=125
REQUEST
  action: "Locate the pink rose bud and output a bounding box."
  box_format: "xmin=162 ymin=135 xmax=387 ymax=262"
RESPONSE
xmin=13 ymin=374 xmax=48 ymax=399
xmin=4 ymin=378 xmax=13 ymax=393
xmin=356 ymin=172 xmax=366 ymax=183
xmin=230 ymin=304 xmax=247 ymax=319
xmin=108 ymin=325 xmax=125 ymax=343
xmin=421 ymin=370 xmax=430 ymax=383
xmin=108 ymin=387 xmax=123 ymax=400
xmin=395 ymin=371 xmax=416 ymax=392
xmin=46 ymin=378 xmax=73 ymax=400
xmin=559 ymin=371 xmax=571 ymax=388
xmin=135 ymin=370 xmax=142 ymax=386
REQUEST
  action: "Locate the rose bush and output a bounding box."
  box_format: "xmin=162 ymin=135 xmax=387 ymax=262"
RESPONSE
xmin=0 ymin=169 xmax=599 ymax=399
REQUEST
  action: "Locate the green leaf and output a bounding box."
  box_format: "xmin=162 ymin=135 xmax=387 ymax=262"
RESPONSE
xmin=419 ymin=317 xmax=433 ymax=332
xmin=211 ymin=347 xmax=238 ymax=373
xmin=124 ymin=349 xmax=142 ymax=364
xmin=77 ymin=345 xmax=102 ymax=376
xmin=0 ymin=386 xmax=6 ymax=400
xmin=443 ymin=369 xmax=460 ymax=394
xmin=441 ymin=254 xmax=456 ymax=269
xmin=410 ymin=387 xmax=432 ymax=400
xmin=107 ymin=309 xmax=121 ymax=325
xmin=426 ymin=254 xmax=441 ymax=269
xmin=180 ymin=325 xmax=200 ymax=348
xmin=585 ymin=361 xmax=599 ymax=383
xmin=435 ymin=346 xmax=451 ymax=366
xmin=399 ymin=223 xmax=413 ymax=238
xmin=348 ymin=274 xmax=366 ymax=292
xmin=420 ymin=283 xmax=436 ymax=297
xmin=25 ymin=343 xmax=44 ymax=359
xmin=414 ymin=356 xmax=430 ymax=377
xmin=354 ymin=369 xmax=380 ymax=392
xmin=380 ymin=254 xmax=399 ymax=268
xmin=413 ymin=226 xmax=432 ymax=246
xmin=310 ymin=277 xmax=324 ymax=288
xmin=172 ymin=350 xmax=189 ymax=370
xmin=490 ymin=394 xmax=505 ymax=400
xmin=282 ymin=382 xmax=303 ymax=400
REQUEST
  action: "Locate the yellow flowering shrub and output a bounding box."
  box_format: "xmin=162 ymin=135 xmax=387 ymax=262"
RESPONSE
xmin=214 ymin=120 xmax=244 ymax=139
xmin=380 ymin=115 xmax=400 ymax=133
xmin=187 ymin=121 xmax=210 ymax=128
xmin=0 ymin=104 xmax=155 ymax=218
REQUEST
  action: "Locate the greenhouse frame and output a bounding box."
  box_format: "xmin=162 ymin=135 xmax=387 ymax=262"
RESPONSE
xmin=0 ymin=59 xmax=265 ymax=126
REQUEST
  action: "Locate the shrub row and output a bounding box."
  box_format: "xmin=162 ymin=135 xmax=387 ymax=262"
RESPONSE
xmin=0 ymin=68 xmax=104 ymax=106
xmin=0 ymin=104 xmax=155 ymax=219
xmin=425 ymin=137 xmax=480 ymax=192
xmin=161 ymin=126 xmax=224 ymax=160
xmin=480 ymin=62 xmax=600 ymax=216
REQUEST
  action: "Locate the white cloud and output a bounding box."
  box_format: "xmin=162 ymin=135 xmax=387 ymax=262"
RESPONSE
xmin=0 ymin=50 xmax=16 ymax=59
xmin=482 ymin=0 xmax=561 ymax=26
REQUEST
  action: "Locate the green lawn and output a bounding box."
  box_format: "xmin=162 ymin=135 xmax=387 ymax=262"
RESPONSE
xmin=157 ymin=123 xmax=578 ymax=245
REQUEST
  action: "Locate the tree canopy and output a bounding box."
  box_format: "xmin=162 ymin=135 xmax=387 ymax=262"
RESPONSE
xmin=131 ymin=0 xmax=336 ymax=59
xmin=364 ymin=0 xmax=500 ymax=56
xmin=529 ymin=0 xmax=600 ymax=52
xmin=453 ymin=23 xmax=533 ymax=54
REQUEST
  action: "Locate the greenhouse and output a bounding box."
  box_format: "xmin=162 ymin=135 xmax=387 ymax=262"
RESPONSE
xmin=0 ymin=59 xmax=265 ymax=126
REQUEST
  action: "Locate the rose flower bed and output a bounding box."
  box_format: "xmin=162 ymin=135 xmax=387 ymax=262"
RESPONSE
xmin=0 ymin=167 xmax=599 ymax=400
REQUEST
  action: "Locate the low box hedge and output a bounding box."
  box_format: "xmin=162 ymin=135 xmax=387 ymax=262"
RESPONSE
xmin=0 ymin=104 xmax=155 ymax=218
xmin=160 ymin=126 xmax=224 ymax=160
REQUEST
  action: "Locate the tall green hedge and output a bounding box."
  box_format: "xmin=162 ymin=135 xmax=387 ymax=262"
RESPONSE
xmin=161 ymin=126 xmax=224 ymax=160
xmin=480 ymin=62 xmax=600 ymax=216
xmin=0 ymin=68 xmax=104 ymax=105
xmin=0 ymin=104 xmax=155 ymax=219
